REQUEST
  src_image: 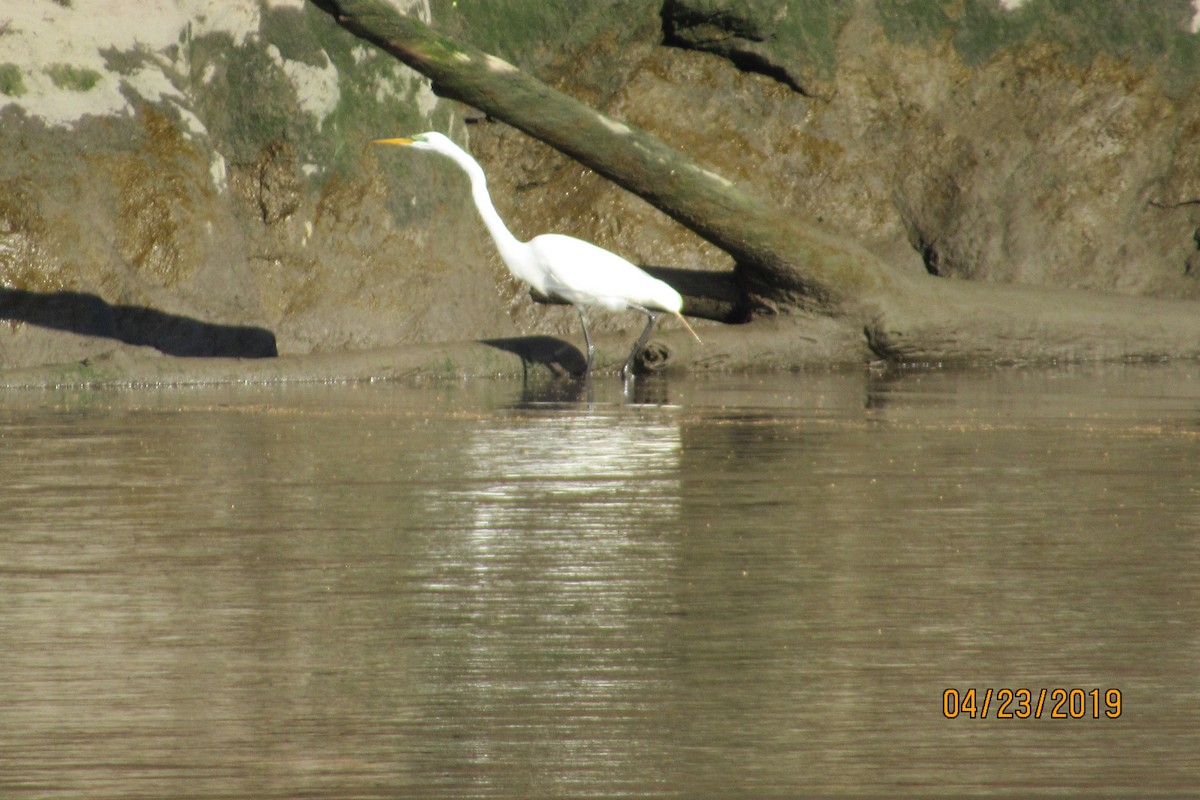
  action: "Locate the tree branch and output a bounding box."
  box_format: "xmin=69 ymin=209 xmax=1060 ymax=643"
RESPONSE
xmin=310 ymin=0 xmax=893 ymax=313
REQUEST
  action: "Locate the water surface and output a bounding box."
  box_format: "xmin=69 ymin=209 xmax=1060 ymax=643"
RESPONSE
xmin=2 ymin=365 xmax=1197 ymax=797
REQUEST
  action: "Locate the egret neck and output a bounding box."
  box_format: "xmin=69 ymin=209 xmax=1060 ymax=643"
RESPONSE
xmin=434 ymin=145 xmax=543 ymax=292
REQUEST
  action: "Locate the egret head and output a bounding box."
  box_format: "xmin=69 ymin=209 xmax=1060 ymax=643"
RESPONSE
xmin=372 ymin=131 xmax=456 ymax=153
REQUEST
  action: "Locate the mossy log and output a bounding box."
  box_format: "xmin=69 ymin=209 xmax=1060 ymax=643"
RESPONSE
xmin=312 ymin=0 xmax=1200 ymax=369
xmin=310 ymin=0 xmax=887 ymax=314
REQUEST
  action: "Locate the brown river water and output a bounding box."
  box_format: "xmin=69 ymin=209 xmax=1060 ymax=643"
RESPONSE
xmin=2 ymin=364 xmax=1197 ymax=797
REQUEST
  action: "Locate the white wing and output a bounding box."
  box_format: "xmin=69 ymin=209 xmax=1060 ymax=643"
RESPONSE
xmin=528 ymin=234 xmax=682 ymax=313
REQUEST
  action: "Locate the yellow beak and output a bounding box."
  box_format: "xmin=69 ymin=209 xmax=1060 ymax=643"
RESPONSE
xmin=372 ymin=137 xmax=414 ymax=146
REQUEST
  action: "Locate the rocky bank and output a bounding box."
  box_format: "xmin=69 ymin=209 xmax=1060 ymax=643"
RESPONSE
xmin=3 ymin=0 xmax=1200 ymax=383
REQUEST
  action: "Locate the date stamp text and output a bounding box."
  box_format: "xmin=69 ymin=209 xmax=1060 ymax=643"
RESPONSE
xmin=942 ymin=688 xmax=1122 ymax=720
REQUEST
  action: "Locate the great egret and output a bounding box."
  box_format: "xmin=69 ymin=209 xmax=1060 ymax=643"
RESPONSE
xmin=373 ymin=131 xmax=700 ymax=381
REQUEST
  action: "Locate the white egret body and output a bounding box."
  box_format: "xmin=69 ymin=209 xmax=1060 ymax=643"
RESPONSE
xmin=374 ymin=131 xmax=699 ymax=380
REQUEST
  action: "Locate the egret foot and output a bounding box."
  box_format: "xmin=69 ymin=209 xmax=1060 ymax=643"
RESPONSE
xmin=577 ymin=307 xmax=595 ymax=379
xmin=621 ymin=307 xmax=660 ymax=383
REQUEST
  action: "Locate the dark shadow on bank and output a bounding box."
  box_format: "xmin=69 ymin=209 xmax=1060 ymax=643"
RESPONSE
xmin=483 ymin=335 xmax=591 ymax=403
xmin=0 ymin=288 xmax=277 ymax=358
xmin=482 ymin=335 xmax=585 ymax=378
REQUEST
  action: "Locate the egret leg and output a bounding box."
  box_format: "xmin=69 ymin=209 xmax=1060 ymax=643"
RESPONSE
xmin=576 ymin=306 xmax=595 ymax=377
xmin=622 ymin=307 xmax=659 ymax=383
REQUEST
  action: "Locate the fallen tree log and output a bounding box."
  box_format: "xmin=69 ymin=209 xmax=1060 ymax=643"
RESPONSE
xmin=312 ymin=0 xmax=1200 ymax=368
xmin=310 ymin=0 xmax=888 ymax=314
